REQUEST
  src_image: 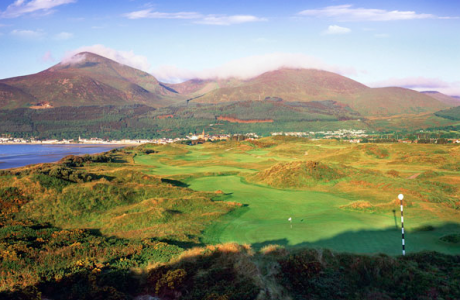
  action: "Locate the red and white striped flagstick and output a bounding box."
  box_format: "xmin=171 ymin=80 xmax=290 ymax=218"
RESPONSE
xmin=398 ymin=194 xmax=405 ymax=256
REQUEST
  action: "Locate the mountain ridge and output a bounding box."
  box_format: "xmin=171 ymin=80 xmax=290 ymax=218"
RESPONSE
xmin=0 ymin=52 xmax=449 ymax=117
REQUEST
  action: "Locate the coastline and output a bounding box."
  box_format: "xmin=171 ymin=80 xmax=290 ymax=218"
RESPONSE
xmin=0 ymin=144 xmax=126 ymax=170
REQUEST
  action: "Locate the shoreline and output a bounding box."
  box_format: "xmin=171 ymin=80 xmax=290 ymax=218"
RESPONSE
xmin=0 ymin=142 xmax=137 ymax=146
xmin=0 ymin=144 xmax=126 ymax=170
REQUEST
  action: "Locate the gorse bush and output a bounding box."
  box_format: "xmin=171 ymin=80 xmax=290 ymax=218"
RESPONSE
xmin=251 ymin=161 xmax=347 ymax=188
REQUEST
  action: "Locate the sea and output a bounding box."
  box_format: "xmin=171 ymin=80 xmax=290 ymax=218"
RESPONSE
xmin=0 ymin=144 xmax=123 ymax=170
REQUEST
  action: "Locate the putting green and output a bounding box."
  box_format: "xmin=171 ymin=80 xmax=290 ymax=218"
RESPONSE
xmin=189 ymin=176 xmax=460 ymax=255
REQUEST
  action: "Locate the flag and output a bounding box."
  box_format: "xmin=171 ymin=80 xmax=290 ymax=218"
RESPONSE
xmin=288 ymin=217 xmax=292 ymax=222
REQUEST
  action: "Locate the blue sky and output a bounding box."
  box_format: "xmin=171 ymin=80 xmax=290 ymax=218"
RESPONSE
xmin=1 ymin=0 xmax=459 ymax=94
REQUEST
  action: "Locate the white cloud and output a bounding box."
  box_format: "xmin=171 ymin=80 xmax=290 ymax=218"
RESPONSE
xmin=124 ymin=9 xmax=201 ymax=20
xmin=10 ymin=28 xmax=45 ymax=39
xmin=369 ymin=77 xmax=460 ymax=96
xmin=41 ymin=50 xmax=55 ymax=62
xmin=61 ymin=44 xmax=151 ymax=72
xmin=151 ymin=52 xmax=357 ymax=83
xmin=298 ymin=4 xmax=450 ymax=22
xmin=323 ymin=25 xmax=351 ymax=35
xmin=1 ymin=0 xmax=77 ymax=18
xmin=196 ymin=15 xmax=267 ymax=25
xmin=54 ymin=31 xmax=73 ymax=40
xmin=124 ymin=9 xmax=266 ymax=25
xmin=374 ymin=33 xmax=390 ymax=38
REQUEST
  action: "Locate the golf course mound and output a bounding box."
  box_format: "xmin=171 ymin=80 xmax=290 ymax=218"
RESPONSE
xmin=339 ymin=198 xmax=413 ymax=213
xmin=340 ymin=200 xmax=375 ymax=212
xmin=250 ymin=161 xmax=347 ymax=188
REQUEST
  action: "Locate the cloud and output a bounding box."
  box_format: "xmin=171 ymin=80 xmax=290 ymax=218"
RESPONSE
xmin=196 ymin=15 xmax=267 ymax=25
xmin=10 ymin=28 xmax=45 ymax=39
xmin=41 ymin=50 xmax=55 ymax=62
xmin=124 ymin=9 xmax=201 ymax=20
xmin=374 ymin=33 xmax=390 ymax=38
xmin=369 ymin=77 xmax=460 ymax=96
xmin=298 ymin=4 xmax=452 ymax=22
xmin=124 ymin=9 xmax=266 ymax=25
xmin=151 ymin=52 xmax=357 ymax=83
xmin=1 ymin=0 xmax=77 ymax=18
xmin=323 ymin=25 xmax=351 ymax=35
xmin=61 ymin=44 xmax=151 ymax=72
xmin=54 ymin=31 xmax=73 ymax=40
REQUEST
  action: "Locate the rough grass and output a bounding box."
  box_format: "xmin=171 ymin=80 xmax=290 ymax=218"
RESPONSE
xmin=0 ymin=150 xmax=235 ymax=242
xmin=248 ymin=160 xmax=348 ymax=188
xmin=5 ymin=243 xmax=459 ymax=300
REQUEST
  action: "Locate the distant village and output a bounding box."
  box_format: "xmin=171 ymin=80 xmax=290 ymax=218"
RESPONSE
xmin=0 ymin=130 xmax=233 ymax=145
xmin=1 ymin=129 xmax=459 ymax=145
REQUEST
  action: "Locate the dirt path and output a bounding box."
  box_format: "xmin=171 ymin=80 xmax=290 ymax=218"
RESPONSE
xmin=408 ymin=173 xmax=421 ymax=179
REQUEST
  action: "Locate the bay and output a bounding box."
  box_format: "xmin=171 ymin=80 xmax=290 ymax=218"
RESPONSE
xmin=0 ymin=144 xmax=122 ymax=170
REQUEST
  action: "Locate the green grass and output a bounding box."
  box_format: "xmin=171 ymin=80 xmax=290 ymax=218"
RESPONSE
xmin=190 ymin=176 xmax=460 ymax=255
xmin=132 ymin=140 xmax=460 ymax=255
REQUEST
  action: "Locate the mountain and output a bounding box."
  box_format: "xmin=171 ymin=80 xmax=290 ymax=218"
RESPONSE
xmin=186 ymin=69 xmax=447 ymax=116
xmin=0 ymin=55 xmax=449 ymax=118
xmin=162 ymin=77 xmax=246 ymax=100
xmin=0 ymin=52 xmax=177 ymax=109
xmin=421 ymin=91 xmax=460 ymax=106
xmin=191 ymin=68 xmax=367 ymax=103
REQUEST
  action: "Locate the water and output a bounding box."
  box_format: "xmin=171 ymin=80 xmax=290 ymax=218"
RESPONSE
xmin=0 ymin=144 xmax=122 ymax=170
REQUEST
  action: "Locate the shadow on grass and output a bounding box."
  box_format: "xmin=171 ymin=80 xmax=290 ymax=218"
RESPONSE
xmin=267 ymin=223 xmax=460 ymax=255
xmin=158 ymin=238 xmax=205 ymax=249
xmin=161 ymin=178 xmax=189 ymax=188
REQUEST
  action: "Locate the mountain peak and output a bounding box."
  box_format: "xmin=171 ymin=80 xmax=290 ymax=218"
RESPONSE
xmin=51 ymin=52 xmax=118 ymax=71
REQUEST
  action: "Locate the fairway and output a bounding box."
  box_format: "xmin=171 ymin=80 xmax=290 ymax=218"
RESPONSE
xmin=134 ymin=140 xmax=460 ymax=255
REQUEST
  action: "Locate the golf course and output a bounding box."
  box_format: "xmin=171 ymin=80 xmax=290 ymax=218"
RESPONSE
xmin=134 ymin=137 xmax=460 ymax=255
xmin=2 ymin=138 xmax=460 ymax=298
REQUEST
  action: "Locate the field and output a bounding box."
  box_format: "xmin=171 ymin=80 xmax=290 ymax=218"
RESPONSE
xmin=1 ymin=138 xmax=460 ymax=299
xmin=135 ymin=138 xmax=460 ymax=255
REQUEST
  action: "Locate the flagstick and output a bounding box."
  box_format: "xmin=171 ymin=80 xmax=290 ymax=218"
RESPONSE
xmin=398 ymin=194 xmax=405 ymax=256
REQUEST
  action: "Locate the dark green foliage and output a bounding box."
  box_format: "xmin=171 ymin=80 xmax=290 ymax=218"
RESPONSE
xmin=278 ymin=249 xmax=460 ymax=300
xmin=0 ymin=223 xmax=182 ymax=296
xmin=33 ymin=174 xmax=71 ymax=192
xmin=146 ymin=250 xmax=260 ymax=300
xmin=435 ymin=106 xmax=460 ymax=121
xmin=60 ymin=153 xmax=113 ymax=167
xmin=0 ymin=100 xmax=364 ymax=139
